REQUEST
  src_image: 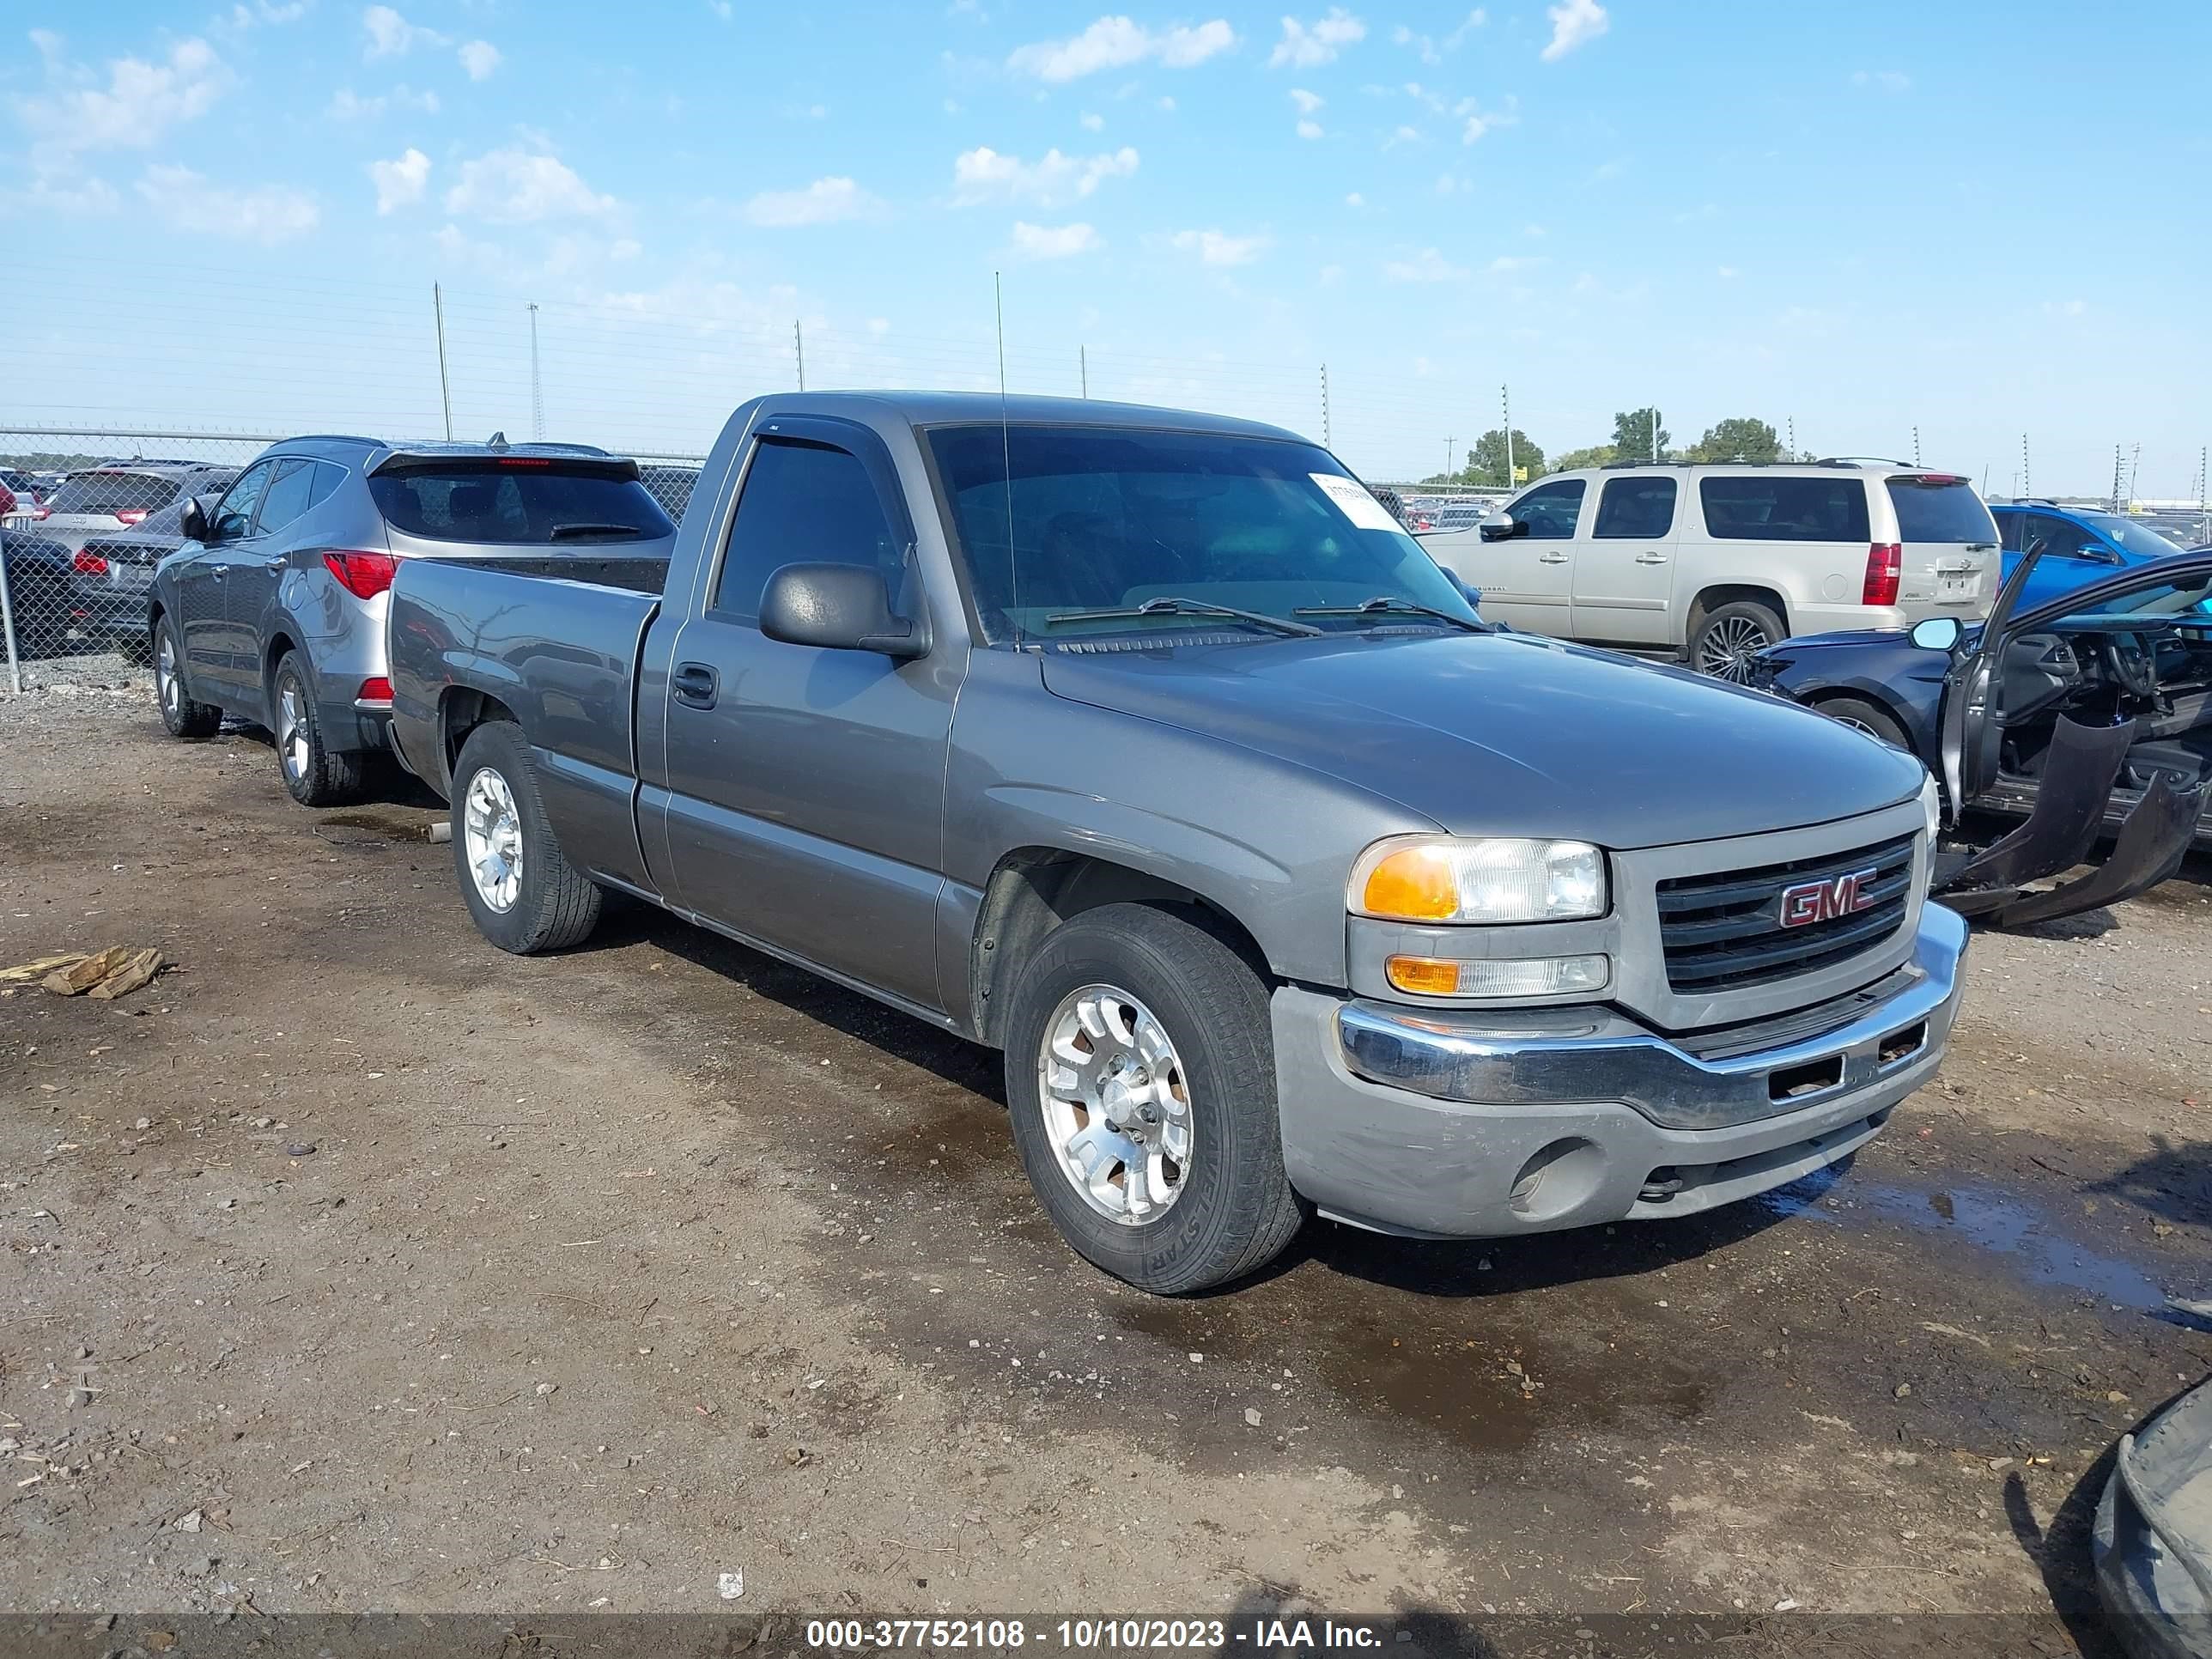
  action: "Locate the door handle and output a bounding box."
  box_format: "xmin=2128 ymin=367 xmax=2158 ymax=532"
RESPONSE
xmin=209 ymin=564 xmax=229 ymax=580
xmin=1537 ymin=551 xmax=1569 ymax=565
xmin=671 ymin=661 xmax=719 ymax=709
xmin=1634 ymin=552 xmax=1670 ymax=565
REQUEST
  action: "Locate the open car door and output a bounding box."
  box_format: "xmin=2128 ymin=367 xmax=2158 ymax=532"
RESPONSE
xmin=1936 ymin=547 xmax=2040 ymax=823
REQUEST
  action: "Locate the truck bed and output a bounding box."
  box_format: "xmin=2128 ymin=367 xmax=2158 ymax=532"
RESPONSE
xmin=386 ymin=555 xmax=664 ymax=799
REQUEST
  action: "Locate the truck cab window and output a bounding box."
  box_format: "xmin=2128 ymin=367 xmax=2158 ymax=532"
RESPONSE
xmin=1510 ymin=478 xmax=1585 ymax=540
xmin=713 ymin=437 xmax=904 ymax=622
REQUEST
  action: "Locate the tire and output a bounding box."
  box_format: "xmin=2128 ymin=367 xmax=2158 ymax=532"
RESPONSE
xmin=1690 ymin=599 xmax=1788 ymax=684
xmin=1819 ymin=696 xmax=1911 ymax=750
xmin=152 ymin=614 xmax=222 ymax=741
xmin=271 ymin=650 xmax=366 ymax=808
xmin=449 ymin=720 xmax=603 ymax=954
xmin=1002 ymin=902 xmax=1307 ymax=1295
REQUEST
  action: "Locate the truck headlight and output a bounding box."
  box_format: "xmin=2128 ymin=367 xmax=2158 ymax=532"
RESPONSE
xmin=1352 ymin=836 xmax=1607 ymax=924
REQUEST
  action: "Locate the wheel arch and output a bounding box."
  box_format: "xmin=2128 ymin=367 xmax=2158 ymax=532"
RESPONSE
xmin=967 ymin=848 xmax=1272 ymax=1048
xmin=438 ymin=686 xmax=520 ymax=793
xmin=1686 ymin=582 xmax=1791 ymax=639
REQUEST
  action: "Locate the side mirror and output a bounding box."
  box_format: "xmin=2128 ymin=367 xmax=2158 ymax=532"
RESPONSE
xmin=1909 ymin=616 xmax=1964 ymax=653
xmin=1478 ymin=513 xmax=1524 ymax=543
xmin=179 ymin=497 xmax=211 ymax=543
xmin=759 ymin=562 xmax=927 ymax=659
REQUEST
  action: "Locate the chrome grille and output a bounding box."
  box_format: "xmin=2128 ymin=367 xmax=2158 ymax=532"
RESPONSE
xmin=1656 ymin=833 xmax=1916 ymax=994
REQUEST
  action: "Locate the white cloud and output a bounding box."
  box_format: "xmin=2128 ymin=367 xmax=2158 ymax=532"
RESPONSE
xmin=225 ymin=1 xmax=309 ymax=25
xmin=137 ymin=163 xmax=317 ymax=242
xmin=1540 ymin=0 xmax=1607 ymax=61
xmin=1011 ymin=220 xmax=1101 ymax=258
xmin=1269 ymin=9 xmax=1364 ymax=68
xmin=1079 ymin=111 xmax=1104 ymax=130
xmin=1384 ymin=123 xmax=1420 ymax=147
xmin=1851 ymin=69 xmax=1911 ymax=93
xmin=329 ymin=83 xmax=439 ymax=118
xmin=952 ymin=144 xmax=1139 ymax=207
xmin=742 ymin=176 xmax=884 ymax=227
xmin=1171 ymin=228 xmax=1268 ymax=265
xmin=1343 ymin=191 xmax=1364 ymax=208
xmin=1007 ymin=16 xmax=1236 ymax=82
xmin=364 ymin=5 xmax=445 ymax=58
xmin=1319 ymin=262 xmax=1344 ymax=285
xmin=1486 ymin=254 xmax=1537 ymax=272
xmin=1382 ymin=246 xmax=1467 ymax=283
xmin=1296 ymin=118 xmax=1323 ymax=139
xmin=2042 ymin=298 xmax=2087 ymax=318
xmin=1716 ymin=264 xmax=1739 ymax=279
xmin=708 ymin=0 xmax=732 ymax=15
xmin=458 ymin=40 xmax=501 ymax=81
xmin=1393 ymin=9 xmax=1484 ymax=63
xmin=1460 ymin=98 xmax=1517 ymax=142
xmin=444 ymin=146 xmax=616 ymax=223
xmin=16 ymin=36 xmax=234 ymax=160
xmin=1289 ymin=87 xmax=1324 ymax=113
xmin=368 ymin=145 xmax=430 ymax=212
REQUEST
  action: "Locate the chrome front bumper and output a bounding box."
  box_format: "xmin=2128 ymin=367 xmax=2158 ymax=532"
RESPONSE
xmin=1267 ymin=903 xmax=1968 ymax=1240
xmin=1337 ymin=902 xmax=1967 ymax=1132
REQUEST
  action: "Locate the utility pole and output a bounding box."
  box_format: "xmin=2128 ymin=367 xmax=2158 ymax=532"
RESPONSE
xmin=1649 ymin=409 xmax=1658 ymax=463
xmin=1079 ymin=346 xmax=1088 ymax=399
xmin=1501 ymin=384 xmax=1513 ymax=490
xmin=793 ymin=319 xmax=805 ymax=392
xmin=1911 ymin=425 xmax=1921 ymax=466
xmin=526 ymin=302 xmax=544 ymax=441
xmin=1787 ymin=416 xmax=1796 ymax=460
xmin=1319 ymin=363 xmax=1329 ymax=447
xmin=2021 ymin=434 xmax=2031 ymax=498
xmin=433 ymin=282 xmax=453 ymax=441
xmin=1444 ymin=435 xmax=1455 ymax=483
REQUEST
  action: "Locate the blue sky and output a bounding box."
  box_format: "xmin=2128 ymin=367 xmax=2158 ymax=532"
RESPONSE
xmin=4 ymin=0 xmax=2208 ymax=494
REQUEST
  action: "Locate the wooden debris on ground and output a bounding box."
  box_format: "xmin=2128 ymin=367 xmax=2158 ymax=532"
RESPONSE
xmin=10 ymin=946 xmax=168 ymax=1001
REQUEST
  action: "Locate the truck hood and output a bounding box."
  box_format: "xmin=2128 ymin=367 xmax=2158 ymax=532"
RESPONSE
xmin=1040 ymin=630 xmax=1927 ymax=850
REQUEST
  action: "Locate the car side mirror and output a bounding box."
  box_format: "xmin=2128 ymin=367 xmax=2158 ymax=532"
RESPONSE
xmin=1478 ymin=514 xmax=1524 ymax=543
xmin=1909 ymin=616 xmax=1964 ymax=653
xmin=759 ymin=562 xmax=928 ymax=659
xmin=179 ymin=497 xmax=213 ymax=543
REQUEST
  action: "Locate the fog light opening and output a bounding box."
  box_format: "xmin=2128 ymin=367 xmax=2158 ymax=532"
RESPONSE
xmin=1768 ymin=1054 xmax=1843 ymax=1103
xmin=1877 ymin=1022 xmax=1928 ymax=1067
xmin=1508 ymin=1137 xmax=1606 ymax=1222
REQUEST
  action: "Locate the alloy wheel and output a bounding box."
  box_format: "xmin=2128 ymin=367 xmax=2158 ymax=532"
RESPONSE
xmin=1036 ymin=983 xmax=1193 ymax=1225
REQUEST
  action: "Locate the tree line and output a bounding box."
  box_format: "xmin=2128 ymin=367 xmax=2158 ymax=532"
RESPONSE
xmin=1418 ymin=410 xmax=1795 ymax=487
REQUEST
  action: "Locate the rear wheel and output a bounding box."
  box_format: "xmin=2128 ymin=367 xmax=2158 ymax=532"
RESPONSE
xmin=1691 ymin=599 xmax=1786 ymax=684
xmin=449 ymin=720 xmax=603 ymax=954
xmin=1002 ymin=902 xmax=1306 ymax=1295
xmin=271 ymin=651 xmax=365 ymax=808
xmin=1820 ymin=696 xmax=1910 ymax=750
xmin=153 ymin=615 xmax=221 ymax=740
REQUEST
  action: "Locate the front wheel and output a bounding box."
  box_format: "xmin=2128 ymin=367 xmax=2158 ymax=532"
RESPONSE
xmin=1819 ymin=696 xmax=1911 ymax=749
xmin=153 ymin=616 xmax=221 ymax=740
xmin=1002 ymin=902 xmax=1306 ymax=1295
xmin=449 ymin=720 xmax=603 ymax=954
xmin=1691 ymin=599 xmax=1786 ymax=684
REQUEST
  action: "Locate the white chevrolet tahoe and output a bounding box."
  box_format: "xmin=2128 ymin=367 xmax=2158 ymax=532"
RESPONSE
xmin=1422 ymin=461 xmax=2002 ymax=681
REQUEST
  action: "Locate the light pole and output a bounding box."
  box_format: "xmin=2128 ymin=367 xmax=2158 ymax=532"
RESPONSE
xmin=526 ymin=302 xmax=544 ymax=441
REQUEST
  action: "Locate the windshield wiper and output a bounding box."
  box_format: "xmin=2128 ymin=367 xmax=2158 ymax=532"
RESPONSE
xmin=548 ymin=522 xmax=646 ymax=542
xmin=1042 ymin=596 xmax=1322 ymax=638
xmin=1293 ymin=596 xmax=1488 ymax=633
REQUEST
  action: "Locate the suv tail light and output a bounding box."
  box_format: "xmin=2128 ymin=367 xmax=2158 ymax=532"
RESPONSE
xmin=115 ymin=508 xmax=149 ymax=526
xmin=356 ymin=677 xmax=393 ymax=704
xmin=1863 ymin=543 xmax=1902 ymax=606
xmin=72 ymin=548 xmax=110 ymax=575
xmin=321 ymin=550 xmax=398 ymax=599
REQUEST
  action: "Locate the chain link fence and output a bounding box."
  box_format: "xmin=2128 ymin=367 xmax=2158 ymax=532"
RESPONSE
xmin=0 ymin=428 xmax=704 ymax=692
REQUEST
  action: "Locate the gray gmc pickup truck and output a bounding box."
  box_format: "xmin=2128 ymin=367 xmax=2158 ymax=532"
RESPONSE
xmin=386 ymin=392 xmax=1967 ymax=1294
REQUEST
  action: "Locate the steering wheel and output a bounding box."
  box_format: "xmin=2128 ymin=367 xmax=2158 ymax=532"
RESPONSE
xmin=2100 ymin=631 xmax=2159 ymax=700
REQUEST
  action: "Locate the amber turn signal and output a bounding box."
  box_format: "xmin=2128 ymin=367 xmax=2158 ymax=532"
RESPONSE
xmin=1385 ymin=955 xmax=1462 ymax=995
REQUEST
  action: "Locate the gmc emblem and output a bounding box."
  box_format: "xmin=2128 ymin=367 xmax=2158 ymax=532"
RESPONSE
xmin=1778 ymin=868 xmax=1879 ymax=928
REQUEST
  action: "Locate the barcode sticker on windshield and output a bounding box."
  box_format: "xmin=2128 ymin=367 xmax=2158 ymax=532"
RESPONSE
xmin=1310 ymin=474 xmax=1401 ymax=533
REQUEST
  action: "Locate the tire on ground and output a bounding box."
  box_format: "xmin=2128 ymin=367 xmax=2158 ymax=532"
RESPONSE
xmin=1690 ymin=599 xmax=1787 ymax=682
xmin=271 ymin=649 xmax=367 ymax=808
xmin=1817 ymin=695 xmax=1910 ymax=749
xmin=153 ymin=613 xmax=222 ymax=741
xmin=449 ymin=718 xmax=603 ymax=955
xmin=1001 ymin=900 xmax=1307 ymax=1295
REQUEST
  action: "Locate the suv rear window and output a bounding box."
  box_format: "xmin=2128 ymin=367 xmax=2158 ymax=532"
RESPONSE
xmin=1698 ymin=477 xmax=1869 ymax=542
xmin=47 ymin=471 xmax=182 ymax=515
xmin=368 ymin=463 xmax=675 ymax=544
xmin=1886 ymin=477 xmax=1997 ymax=544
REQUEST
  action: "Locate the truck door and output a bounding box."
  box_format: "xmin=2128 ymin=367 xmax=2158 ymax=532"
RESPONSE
xmin=1571 ymin=472 xmax=1680 ymax=645
xmin=658 ymin=418 xmax=957 ymax=1012
xmin=1462 ymin=477 xmax=1584 ymax=635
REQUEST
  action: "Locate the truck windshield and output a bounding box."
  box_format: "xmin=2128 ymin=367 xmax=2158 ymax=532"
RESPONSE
xmin=368 ymin=462 xmax=674 ymax=544
xmin=926 ymin=424 xmax=1477 ymax=642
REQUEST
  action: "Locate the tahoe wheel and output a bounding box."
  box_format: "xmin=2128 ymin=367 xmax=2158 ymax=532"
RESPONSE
xmin=449 ymin=720 xmax=603 ymax=955
xmin=1002 ymin=902 xmax=1306 ymax=1295
xmin=153 ymin=616 xmax=221 ymax=741
xmin=271 ymin=650 xmax=365 ymax=808
xmin=1691 ymin=600 xmax=1786 ymax=684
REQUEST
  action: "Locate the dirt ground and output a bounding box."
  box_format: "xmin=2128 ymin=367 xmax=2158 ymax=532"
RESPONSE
xmin=3 ymin=663 xmax=2209 ymax=1647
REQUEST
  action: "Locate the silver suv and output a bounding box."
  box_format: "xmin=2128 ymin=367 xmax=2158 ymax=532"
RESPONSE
xmin=149 ymin=436 xmax=678 ymax=806
xmin=1424 ymin=460 xmax=2001 ymax=680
